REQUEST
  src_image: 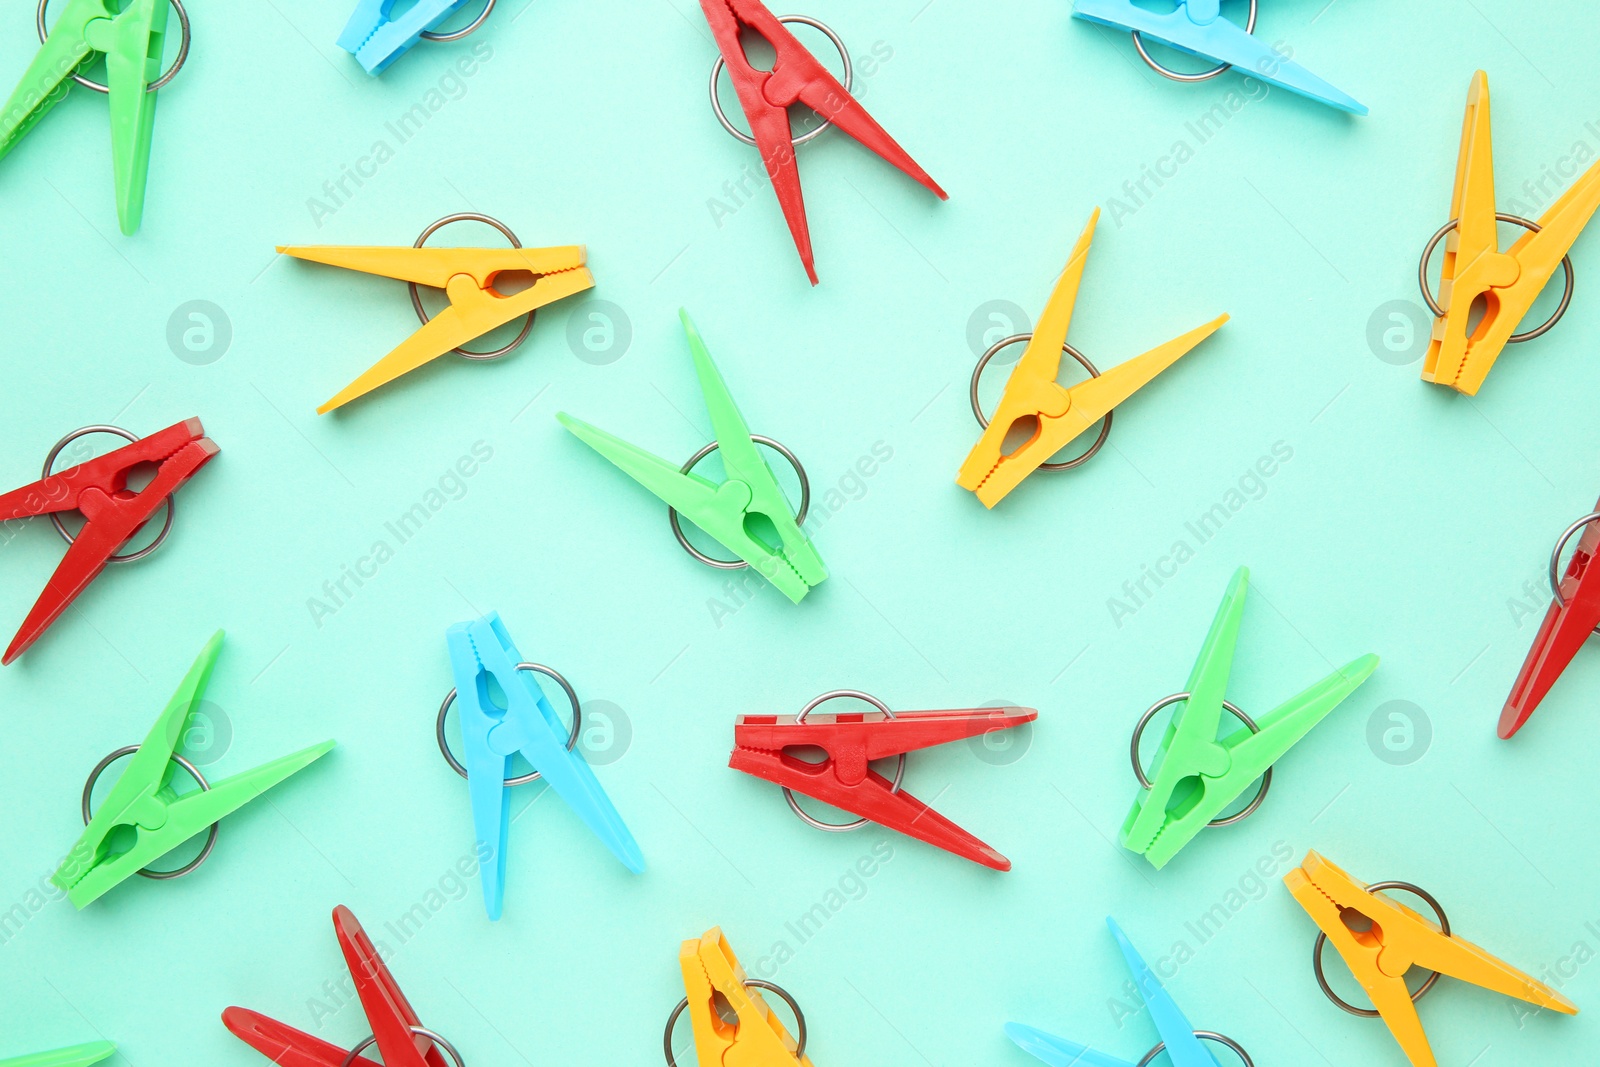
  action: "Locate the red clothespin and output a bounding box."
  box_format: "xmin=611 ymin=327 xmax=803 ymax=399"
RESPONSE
xmin=1501 ymin=495 xmax=1600 ymax=738
xmin=730 ymin=690 xmax=1036 ymax=870
xmin=699 ymin=0 xmax=947 ymax=283
xmin=0 ymin=419 xmax=217 ymax=664
xmin=223 ymin=906 xmax=458 ymax=1067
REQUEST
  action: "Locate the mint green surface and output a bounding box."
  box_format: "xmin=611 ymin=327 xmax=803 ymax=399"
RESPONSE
xmin=1 ymin=1 xmax=1599 ymax=1064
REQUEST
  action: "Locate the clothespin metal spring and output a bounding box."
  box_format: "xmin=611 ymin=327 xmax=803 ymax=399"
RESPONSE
xmin=1311 ymin=880 xmax=1450 ymax=1016
xmin=709 ymin=15 xmax=851 ymax=147
xmin=418 ymin=0 xmax=494 ymax=43
xmin=970 ymin=334 xmax=1111 ymax=471
xmin=669 ymin=435 xmax=810 ymax=569
xmin=338 ymin=1026 xmax=466 ymax=1067
xmin=1129 ymin=691 xmax=1271 ymax=826
xmin=785 ymin=690 xmax=906 ymax=831
xmin=42 ymin=425 xmax=176 ymax=561
xmin=435 ymin=662 xmax=582 ymax=783
xmin=411 ymin=213 xmax=535 ymax=359
xmin=662 ymin=979 xmax=807 ymax=1067
xmin=80 ymin=745 xmax=216 ymax=878
xmin=1419 ymin=212 xmax=1574 ymax=343
xmin=1549 ymin=514 xmax=1600 ymax=630
xmin=37 ymin=0 xmax=191 ymax=94
xmin=1131 ymin=0 xmax=1256 ymax=82
xmin=1134 ymin=1031 xmax=1252 ymax=1066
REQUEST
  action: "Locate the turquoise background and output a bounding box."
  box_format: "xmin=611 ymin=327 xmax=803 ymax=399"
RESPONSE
xmin=3 ymin=0 xmax=1600 ymax=1063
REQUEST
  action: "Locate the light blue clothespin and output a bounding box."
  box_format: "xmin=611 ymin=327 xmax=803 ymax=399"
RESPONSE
xmin=445 ymin=613 xmax=644 ymax=921
xmin=1071 ymin=0 xmax=1366 ymax=114
xmin=337 ymin=0 xmax=479 ymax=75
xmin=1006 ymin=919 xmax=1242 ymax=1067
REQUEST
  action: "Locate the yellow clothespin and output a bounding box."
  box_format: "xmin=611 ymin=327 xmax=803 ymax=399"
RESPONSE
xmin=669 ymin=928 xmax=814 ymax=1067
xmin=956 ymin=209 xmax=1227 ymax=507
xmin=1285 ymin=850 xmax=1577 ymax=1067
xmin=280 ymin=214 xmax=593 ymax=412
xmin=1421 ymin=71 xmax=1600 ymax=394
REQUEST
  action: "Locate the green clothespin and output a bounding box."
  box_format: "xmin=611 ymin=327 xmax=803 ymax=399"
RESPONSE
xmin=52 ymin=631 xmax=334 ymax=908
xmin=0 ymin=0 xmax=180 ymax=234
xmin=1120 ymin=566 xmax=1378 ymax=869
xmin=558 ymin=310 xmax=827 ymax=604
xmin=0 ymin=1043 xmax=116 ymax=1067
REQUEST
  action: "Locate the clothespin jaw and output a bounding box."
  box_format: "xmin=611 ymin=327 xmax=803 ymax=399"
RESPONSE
xmin=337 ymin=0 xmax=472 ymax=75
xmin=1121 ymin=568 xmax=1377 ymax=868
xmin=50 ymin=631 xmax=335 ymax=907
xmin=730 ymin=706 xmax=1036 ymax=869
xmin=445 ymin=613 xmax=643 ymax=921
xmin=557 ymin=312 xmax=825 ymax=604
xmin=1106 ymin=919 xmax=1217 ymax=1067
xmin=1423 ymin=71 xmax=1600 ymax=394
xmin=1005 ymin=919 xmax=1224 ymax=1067
xmin=678 ymin=928 xmax=813 ymax=1067
xmin=1005 ymin=1024 xmax=1137 ymax=1067
xmin=223 ymin=907 xmax=439 ymax=1067
xmin=697 ymin=0 xmax=945 ymax=283
xmin=1285 ymin=851 xmax=1577 ymax=1067
xmin=0 ymin=417 xmax=217 ymax=665
xmin=1070 ymin=0 xmax=1366 ymax=114
xmin=0 ymin=1044 xmax=117 ymax=1067
xmin=0 ymin=0 xmax=172 ymax=233
xmin=277 ymin=243 xmax=592 ymax=413
xmin=223 ymin=1008 xmax=383 ymax=1067
xmin=955 ymin=211 xmax=1226 ymax=507
xmin=103 ymin=0 xmax=169 ymax=233
xmin=333 ymin=906 xmax=449 ymax=1067
xmin=679 ymin=310 xmax=826 ymax=595
xmin=1501 ymin=496 xmax=1600 ymax=738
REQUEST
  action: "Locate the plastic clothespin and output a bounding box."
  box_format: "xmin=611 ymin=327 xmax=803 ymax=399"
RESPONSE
xmin=338 ymin=0 xmax=476 ymax=75
xmin=675 ymin=928 xmax=814 ymax=1067
xmin=698 ymin=0 xmax=946 ymax=283
xmin=1422 ymin=71 xmax=1600 ymax=394
xmin=1071 ymin=0 xmax=1365 ymax=114
xmin=278 ymin=239 xmax=593 ymax=412
xmin=52 ymin=631 xmax=334 ymax=908
xmin=957 ymin=210 xmax=1226 ymax=507
xmin=730 ymin=693 xmax=1036 ymax=869
xmin=445 ymin=613 xmax=643 ymax=920
xmin=224 ymin=906 xmax=453 ymax=1067
xmin=1008 ymin=918 xmax=1242 ymax=1067
xmin=0 ymin=1044 xmax=117 ymax=1067
xmin=0 ymin=0 xmax=181 ymax=233
xmin=0 ymin=418 xmax=217 ymax=664
xmin=1285 ymin=851 xmax=1577 ymax=1067
xmin=558 ymin=310 xmax=827 ymax=604
xmin=1501 ymin=492 xmax=1600 ymax=738
xmin=1122 ymin=567 xmax=1377 ymax=869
